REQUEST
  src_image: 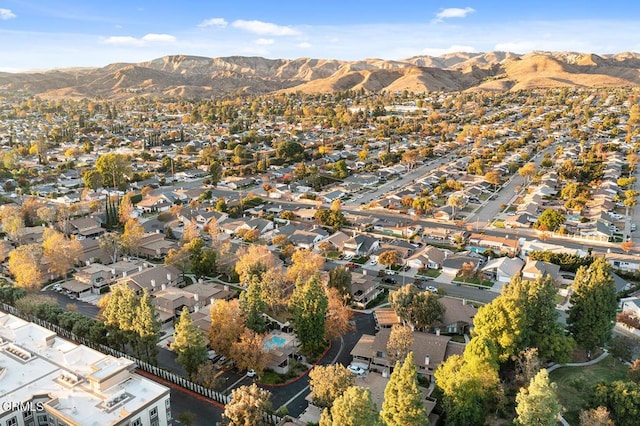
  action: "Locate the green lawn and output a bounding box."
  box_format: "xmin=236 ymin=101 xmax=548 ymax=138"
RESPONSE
xmin=453 ymin=276 xmax=494 ymax=287
xmin=550 ymin=355 xmax=628 ymax=425
xmin=326 ymin=251 xmax=340 ymax=259
xmin=417 ymin=269 xmax=441 ymax=278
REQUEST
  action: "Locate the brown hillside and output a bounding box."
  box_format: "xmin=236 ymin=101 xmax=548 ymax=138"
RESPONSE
xmin=1 ymin=50 xmax=639 ymax=99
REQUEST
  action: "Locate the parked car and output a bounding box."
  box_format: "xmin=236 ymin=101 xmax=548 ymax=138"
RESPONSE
xmin=632 ymin=223 xmax=637 ymax=231
xmin=385 ymin=269 xmax=396 ymax=275
xmin=382 ymin=277 xmax=397 ymax=284
xmin=347 ymin=365 xmax=366 ymax=375
xmin=426 ymin=286 xmax=438 ymax=293
xmin=368 ymin=259 xmax=378 ymax=266
xmin=344 ymin=254 xmax=353 ymax=261
xmin=246 ymin=369 xmax=256 ymax=378
xmin=52 ymin=284 xmax=62 ymax=292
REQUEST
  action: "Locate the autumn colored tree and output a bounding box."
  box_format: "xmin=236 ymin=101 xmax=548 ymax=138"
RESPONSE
xmin=621 ymin=241 xmax=635 ymax=253
xmin=386 ymin=324 xmax=414 ymax=365
xmin=287 ymin=249 xmax=325 ymax=283
xmin=235 ymin=245 xmax=279 ymax=285
xmin=230 ymin=328 xmax=267 ymax=375
xmin=172 ymin=307 xmax=208 ymax=377
xmin=579 ymin=406 xmax=614 ymax=426
xmin=118 ymin=194 xmax=134 ymax=225
xmin=223 ymin=384 xmax=272 ymax=426
xmin=378 ymin=250 xmax=400 ymax=270
xmin=325 ymin=287 xmax=352 ymax=341
xmin=121 ymin=217 xmax=144 ymax=255
xmin=42 ymin=228 xmax=82 ymax=277
xmin=208 ymin=299 xmax=245 ymax=358
xmin=8 ymin=243 xmax=45 ymax=290
xmin=518 ymin=162 xmax=536 ymax=185
xmin=309 ymin=364 xmax=355 ymax=408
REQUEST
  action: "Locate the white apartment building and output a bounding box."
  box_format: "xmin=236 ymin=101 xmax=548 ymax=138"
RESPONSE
xmin=0 ymin=312 xmax=171 ymax=426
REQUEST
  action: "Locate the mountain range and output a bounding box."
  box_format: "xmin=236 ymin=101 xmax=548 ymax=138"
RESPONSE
xmin=1 ymin=51 xmax=640 ymax=99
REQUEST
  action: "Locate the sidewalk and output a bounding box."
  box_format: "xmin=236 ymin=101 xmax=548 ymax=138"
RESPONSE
xmin=546 ymin=349 xmax=609 ymax=373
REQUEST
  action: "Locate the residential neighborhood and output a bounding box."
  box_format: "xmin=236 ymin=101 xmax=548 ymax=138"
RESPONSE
xmin=0 ymin=84 xmax=639 ymax=425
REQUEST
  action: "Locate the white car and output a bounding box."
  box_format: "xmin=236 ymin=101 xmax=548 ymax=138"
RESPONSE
xmin=368 ymin=259 xmax=378 ymax=266
xmin=246 ymin=369 xmax=256 ymax=378
xmin=347 ymin=365 xmax=366 ymax=375
xmin=385 ymin=269 xmax=396 ymax=275
xmin=426 ymin=286 xmax=438 ymax=293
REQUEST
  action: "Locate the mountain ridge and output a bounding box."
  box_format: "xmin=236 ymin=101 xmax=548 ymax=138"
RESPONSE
xmin=1 ymin=51 xmax=639 ymax=99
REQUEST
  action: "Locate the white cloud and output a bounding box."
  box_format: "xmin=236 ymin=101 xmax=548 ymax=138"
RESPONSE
xmin=142 ymin=33 xmax=176 ymax=43
xmin=421 ymin=44 xmax=477 ymax=56
xmin=198 ymin=18 xmax=227 ymax=28
xmin=0 ymin=8 xmax=16 ymax=20
xmin=104 ymin=36 xmax=143 ymax=46
xmin=296 ymin=42 xmax=312 ymax=49
xmin=435 ymin=7 xmax=475 ymax=20
xmin=104 ymin=33 xmax=176 ymax=47
xmin=232 ymin=19 xmax=299 ymax=36
xmin=255 ymin=38 xmax=274 ymax=45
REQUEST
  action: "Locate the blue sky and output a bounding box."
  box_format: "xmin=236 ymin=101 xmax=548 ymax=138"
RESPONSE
xmin=1 ymin=1 xmax=639 ymax=72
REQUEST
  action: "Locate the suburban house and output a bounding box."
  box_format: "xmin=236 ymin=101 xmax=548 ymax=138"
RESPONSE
xmin=117 ymin=264 xmax=183 ymax=295
xmin=73 ymin=263 xmax=115 ymax=294
xmin=441 ymin=253 xmax=483 ymax=276
xmin=350 ymin=274 xmax=383 ymax=309
xmin=407 ymin=246 xmax=449 ymax=270
xmin=288 ymin=227 xmax=329 ymax=249
xmin=468 ymin=233 xmax=519 ymax=256
xmin=481 ymin=256 xmax=525 ymax=284
xmin=153 ymin=283 xmax=234 ymax=324
xmin=321 ymin=230 xmax=350 ymax=252
xmin=519 ymin=239 xmax=581 ymax=260
xmin=66 ymin=216 xmax=104 ymax=238
xmin=605 ymin=252 xmax=640 ymax=273
xmin=343 ymin=234 xmax=380 ymax=257
xmin=521 ymin=260 xmax=561 ymax=282
xmin=138 ymin=232 xmax=178 ymax=258
xmin=435 ymin=298 xmax=478 ymax=335
xmin=350 ymin=328 xmax=462 ymax=382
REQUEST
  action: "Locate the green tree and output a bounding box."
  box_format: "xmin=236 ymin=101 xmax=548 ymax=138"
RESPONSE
xmin=133 ymin=289 xmax=160 ymax=364
xmin=535 ymin=208 xmax=566 ymax=231
xmin=328 ymin=266 xmax=352 ymax=303
xmin=223 ymin=383 xmax=272 ymax=426
xmin=472 ymin=293 xmax=526 ymax=362
xmin=320 ymin=386 xmax=382 ymax=426
xmin=239 ymin=276 xmax=267 ymax=333
xmin=567 ymin=258 xmax=617 ymax=351
xmin=503 ymin=275 xmax=574 ymax=363
xmin=515 ymin=369 xmax=561 ymax=426
xmin=309 ymin=364 xmax=355 ymax=408
xmin=83 ymin=169 xmax=103 ymax=191
xmin=208 ymin=160 xmax=223 ymax=186
xmin=289 ymin=274 xmax=328 ymax=354
xmin=171 ymin=307 xmax=208 ymax=377
xmin=95 ymin=153 xmax=131 ymax=189
xmin=381 ymin=352 xmax=428 ymax=426
xmin=435 ymin=353 xmax=502 ymax=426
xmin=389 ymin=284 xmax=445 ymax=331
xmin=592 ymin=380 xmax=640 ymax=426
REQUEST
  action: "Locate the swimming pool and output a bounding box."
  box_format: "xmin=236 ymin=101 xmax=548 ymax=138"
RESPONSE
xmin=263 ymin=335 xmax=287 ymax=350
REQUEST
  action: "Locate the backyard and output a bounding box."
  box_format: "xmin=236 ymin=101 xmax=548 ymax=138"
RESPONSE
xmin=549 ymin=355 xmax=628 ymax=424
